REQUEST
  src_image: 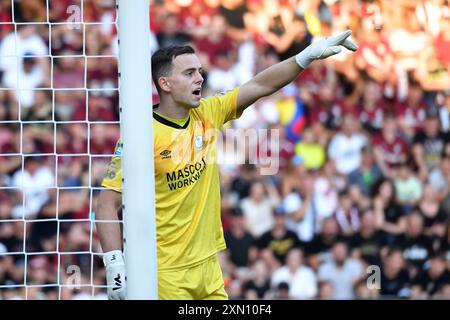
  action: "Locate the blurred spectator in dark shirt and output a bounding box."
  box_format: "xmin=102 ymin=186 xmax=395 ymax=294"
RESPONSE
xmin=224 ymin=208 xmax=258 ymax=268
xmin=373 ymin=179 xmax=406 ymax=244
xmin=395 ymin=211 xmax=435 ymax=278
xmin=380 ymin=247 xmax=411 ymax=298
xmin=412 ymin=252 xmax=450 ymax=298
xmin=306 ymin=217 xmax=342 ymax=271
xmin=256 ymin=208 xmax=301 ymax=265
xmin=156 ymin=13 xmax=191 ymax=48
xmin=412 ymin=109 xmax=450 ymax=180
xmin=242 ymin=259 xmax=271 ymax=300
xmin=418 ymin=183 xmax=448 ymax=241
xmin=350 ymin=208 xmax=386 ymax=268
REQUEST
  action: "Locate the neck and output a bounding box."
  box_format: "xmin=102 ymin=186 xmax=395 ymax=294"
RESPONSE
xmin=157 ymin=97 xmax=190 ymax=119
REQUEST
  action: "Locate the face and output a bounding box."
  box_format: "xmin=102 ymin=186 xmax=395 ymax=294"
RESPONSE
xmin=322 ymin=218 xmax=338 ymax=237
xmin=387 ymin=251 xmax=404 ymax=270
xmin=380 ymin=181 xmax=393 ymax=199
xmin=250 ymin=182 xmax=265 ymax=202
xmin=161 ymin=54 xmax=204 ymax=108
xmin=332 ymin=243 xmax=348 ymax=264
xmin=424 ymin=117 xmax=440 ymax=136
xmin=361 ymin=211 xmax=375 ymax=230
xmin=286 ymin=249 xmax=302 ymax=270
xmin=364 ymin=81 xmax=381 ymax=105
xmin=382 ymin=118 xmax=397 ymax=141
xmin=342 ymin=115 xmax=357 ymax=134
xmin=407 ymin=213 xmax=424 ymax=237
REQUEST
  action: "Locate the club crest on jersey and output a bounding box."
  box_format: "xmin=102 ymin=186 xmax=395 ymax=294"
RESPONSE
xmin=194 ymin=135 xmax=203 ymax=150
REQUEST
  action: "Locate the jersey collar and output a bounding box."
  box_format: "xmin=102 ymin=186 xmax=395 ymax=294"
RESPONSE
xmin=152 ymin=104 xmax=190 ymax=129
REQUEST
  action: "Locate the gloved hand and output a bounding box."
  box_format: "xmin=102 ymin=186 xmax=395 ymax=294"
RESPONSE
xmin=295 ymin=29 xmax=358 ymax=69
xmin=103 ymin=250 xmax=127 ymax=300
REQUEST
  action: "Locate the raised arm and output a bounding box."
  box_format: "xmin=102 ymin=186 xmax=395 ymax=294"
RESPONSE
xmin=236 ymin=30 xmax=358 ymax=114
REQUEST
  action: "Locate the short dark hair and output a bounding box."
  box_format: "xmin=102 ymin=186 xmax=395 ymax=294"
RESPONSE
xmin=151 ymin=45 xmax=195 ymax=94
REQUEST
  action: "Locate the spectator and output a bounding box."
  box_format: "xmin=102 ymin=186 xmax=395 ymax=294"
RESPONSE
xmin=294 ymin=126 xmax=326 ymax=171
xmin=195 ymin=14 xmax=236 ymax=70
xmin=412 ymin=109 xmax=450 ymax=180
xmin=316 ymin=280 xmax=334 ymax=300
xmin=437 ymin=221 xmax=450 ymax=263
xmin=156 ymin=13 xmax=191 ymax=48
xmin=240 ymin=180 xmax=279 ymax=238
xmin=411 ymin=252 xmax=450 ymax=298
xmin=355 ymin=18 xmax=394 ymax=85
xmin=242 ymin=259 xmax=271 ymax=300
xmin=348 ymin=145 xmax=383 ymax=197
xmin=271 ymin=248 xmax=317 ymax=300
xmin=394 ymin=78 xmax=428 ymax=139
xmin=306 ymin=217 xmax=342 ymax=271
xmin=380 ymin=247 xmax=411 ymax=299
xmin=373 ymin=179 xmax=406 ymax=244
xmin=333 ymin=188 xmax=361 ymax=237
xmin=207 ymin=49 xmax=251 ymax=92
xmin=359 ymin=78 xmax=389 ymax=134
xmin=224 ymin=208 xmax=257 ymax=268
xmin=272 ymin=281 xmax=290 ymax=299
xmin=350 ymin=209 xmax=386 ymax=267
xmin=264 ymin=14 xmax=311 ymax=62
xmin=313 ymin=161 xmax=340 ymax=229
xmin=282 ymin=173 xmax=316 ymax=243
xmin=395 ymin=211 xmax=435 ymax=278
xmin=354 ymin=278 xmax=379 ymax=299
xmin=318 ymin=240 xmax=365 ymax=299
xmin=418 ymin=183 xmax=447 ymax=240
xmin=10 ymin=157 xmax=54 ymax=219
xmin=256 ymin=208 xmax=301 ymax=265
xmin=373 ymin=115 xmax=409 ymax=178
xmin=394 ymin=162 xmax=423 ymax=211
xmin=328 ymin=114 xmax=367 ymax=176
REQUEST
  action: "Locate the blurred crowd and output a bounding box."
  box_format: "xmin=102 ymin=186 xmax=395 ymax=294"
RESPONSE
xmin=1 ymin=0 xmax=450 ymax=300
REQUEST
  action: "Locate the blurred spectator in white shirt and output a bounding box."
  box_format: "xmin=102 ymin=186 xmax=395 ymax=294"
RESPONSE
xmin=240 ymin=180 xmax=279 ymax=238
xmin=271 ymin=248 xmax=318 ymax=300
xmin=10 ymin=157 xmax=54 ymax=219
xmin=318 ymin=240 xmax=364 ymax=299
xmin=328 ymin=114 xmax=367 ymax=176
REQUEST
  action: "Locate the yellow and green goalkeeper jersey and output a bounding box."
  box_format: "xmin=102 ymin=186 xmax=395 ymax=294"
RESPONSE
xmin=101 ymin=87 xmax=241 ymax=271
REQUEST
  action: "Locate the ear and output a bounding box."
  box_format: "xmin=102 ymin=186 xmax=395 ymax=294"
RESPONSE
xmin=158 ymin=77 xmax=171 ymax=93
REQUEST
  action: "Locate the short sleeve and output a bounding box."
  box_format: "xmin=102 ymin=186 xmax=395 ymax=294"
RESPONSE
xmin=198 ymin=87 xmax=241 ymax=129
xmin=101 ymin=140 xmax=123 ymax=193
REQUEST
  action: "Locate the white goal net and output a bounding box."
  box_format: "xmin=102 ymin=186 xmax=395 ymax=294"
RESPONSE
xmin=0 ymin=0 xmax=120 ymax=300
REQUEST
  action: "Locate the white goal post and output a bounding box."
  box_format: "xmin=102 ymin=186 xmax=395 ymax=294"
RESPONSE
xmin=117 ymin=0 xmax=157 ymax=300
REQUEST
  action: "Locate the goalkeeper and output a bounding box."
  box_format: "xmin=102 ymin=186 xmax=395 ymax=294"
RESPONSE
xmin=96 ymin=30 xmax=357 ymax=300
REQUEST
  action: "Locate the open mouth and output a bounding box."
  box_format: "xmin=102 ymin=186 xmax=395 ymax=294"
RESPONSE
xmin=192 ymin=88 xmax=201 ymax=99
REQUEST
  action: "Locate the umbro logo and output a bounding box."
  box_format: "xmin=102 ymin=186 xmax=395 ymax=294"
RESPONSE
xmin=160 ymin=150 xmax=171 ymax=159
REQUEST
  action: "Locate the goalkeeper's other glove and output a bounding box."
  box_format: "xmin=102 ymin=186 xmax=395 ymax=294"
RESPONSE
xmin=103 ymin=250 xmax=127 ymax=300
xmin=295 ymin=29 xmax=358 ymax=69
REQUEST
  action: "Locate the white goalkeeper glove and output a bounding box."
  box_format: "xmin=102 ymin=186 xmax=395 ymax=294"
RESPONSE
xmin=103 ymin=250 xmax=127 ymax=300
xmin=295 ymin=29 xmax=358 ymax=69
